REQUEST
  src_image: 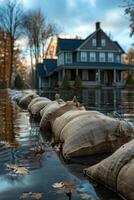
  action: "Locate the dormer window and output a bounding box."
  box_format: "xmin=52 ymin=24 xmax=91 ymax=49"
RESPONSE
xmin=80 ymin=52 xmax=87 ymax=62
xmin=101 ymin=39 xmax=106 ymax=47
xmin=92 ymin=39 xmax=96 ymax=46
xmin=65 ymin=52 xmax=72 ymax=63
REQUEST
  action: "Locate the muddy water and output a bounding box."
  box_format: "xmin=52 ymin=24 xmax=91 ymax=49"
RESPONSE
xmin=0 ymin=89 xmax=132 ymax=200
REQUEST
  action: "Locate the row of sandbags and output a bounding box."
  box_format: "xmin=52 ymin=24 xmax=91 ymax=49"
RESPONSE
xmin=16 ymin=92 xmax=134 ymax=199
xmin=17 ymin=92 xmax=134 ymax=158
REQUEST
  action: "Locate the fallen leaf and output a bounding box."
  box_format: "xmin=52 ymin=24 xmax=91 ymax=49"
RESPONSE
xmin=32 ymin=192 xmax=42 ymax=200
xmin=52 ymin=182 xmax=64 ymax=188
xmin=6 ymin=164 xmax=29 ymax=175
xmin=80 ymin=193 xmax=94 ymax=200
xmin=20 ymin=192 xmax=31 ymax=199
xmin=14 ymin=167 xmax=29 ymax=175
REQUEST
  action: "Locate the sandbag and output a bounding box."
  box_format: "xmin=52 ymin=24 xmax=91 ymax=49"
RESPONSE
xmin=84 ymin=138 xmax=134 ymax=200
xmin=40 ymin=98 xmax=65 ymax=117
xmin=30 ymin=100 xmax=51 ymax=117
xmin=61 ymin=114 xmax=134 ymax=158
xmin=40 ymin=100 xmax=66 ymax=130
xmin=52 ymin=110 xmax=102 ymax=143
xmin=28 ymin=97 xmax=50 ymax=112
xmin=19 ymin=93 xmax=38 ymax=109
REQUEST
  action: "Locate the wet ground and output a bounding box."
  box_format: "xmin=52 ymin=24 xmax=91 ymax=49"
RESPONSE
xmin=0 ymin=89 xmax=133 ymax=200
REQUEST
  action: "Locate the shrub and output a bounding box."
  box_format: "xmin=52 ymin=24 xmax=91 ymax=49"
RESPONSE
xmin=62 ymin=75 xmax=70 ymax=89
xmin=126 ymin=74 xmax=134 ymax=85
xmin=74 ymin=75 xmax=82 ymax=89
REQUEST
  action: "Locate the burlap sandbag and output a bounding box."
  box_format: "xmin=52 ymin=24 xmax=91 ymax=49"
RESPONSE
xmin=40 ymin=100 xmax=65 ymax=130
xmin=40 ymin=98 xmax=65 ymax=117
xmin=28 ymin=97 xmax=50 ymax=112
xmin=19 ymin=93 xmax=38 ymax=109
xmin=52 ymin=110 xmax=102 ymax=143
xmin=61 ymin=114 xmax=134 ymax=158
xmin=84 ymin=139 xmax=134 ymax=200
xmin=30 ymin=100 xmax=51 ymax=116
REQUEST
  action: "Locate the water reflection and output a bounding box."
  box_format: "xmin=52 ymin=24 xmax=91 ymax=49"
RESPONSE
xmin=39 ymin=88 xmax=134 ymax=121
xmin=0 ymin=89 xmax=132 ymax=200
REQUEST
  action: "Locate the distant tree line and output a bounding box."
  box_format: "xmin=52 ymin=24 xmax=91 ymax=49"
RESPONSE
xmin=0 ymin=0 xmax=56 ymax=88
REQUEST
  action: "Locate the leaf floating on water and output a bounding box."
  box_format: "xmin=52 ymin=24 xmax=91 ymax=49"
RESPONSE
xmin=80 ymin=193 xmax=94 ymax=200
xmin=15 ymin=167 xmax=29 ymax=175
xmin=53 ymin=180 xmax=77 ymax=195
xmin=20 ymin=192 xmax=31 ymax=199
xmin=6 ymin=164 xmax=29 ymax=175
xmin=52 ymin=182 xmax=64 ymax=188
xmin=32 ymin=192 xmax=42 ymax=200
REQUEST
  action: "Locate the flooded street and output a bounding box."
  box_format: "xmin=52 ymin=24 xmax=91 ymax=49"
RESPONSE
xmin=0 ymin=89 xmax=133 ymax=200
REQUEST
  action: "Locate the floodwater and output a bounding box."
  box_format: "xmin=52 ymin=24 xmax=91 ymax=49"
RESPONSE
xmin=0 ymin=88 xmax=133 ymax=200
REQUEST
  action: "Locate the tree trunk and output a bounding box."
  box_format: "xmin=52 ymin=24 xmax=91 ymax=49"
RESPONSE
xmin=9 ymin=35 xmax=14 ymax=88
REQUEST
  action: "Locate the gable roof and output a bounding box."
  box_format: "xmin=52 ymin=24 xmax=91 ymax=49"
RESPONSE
xmin=57 ymin=38 xmax=84 ymax=53
xmin=44 ymin=59 xmax=57 ymax=76
xmin=113 ymin=41 xmax=125 ymax=53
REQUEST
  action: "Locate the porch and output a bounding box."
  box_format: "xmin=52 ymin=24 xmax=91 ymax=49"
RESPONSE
xmin=57 ymin=68 xmax=127 ymax=88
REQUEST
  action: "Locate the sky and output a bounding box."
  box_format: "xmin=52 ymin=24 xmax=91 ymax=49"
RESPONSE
xmin=20 ymin=0 xmax=134 ymax=51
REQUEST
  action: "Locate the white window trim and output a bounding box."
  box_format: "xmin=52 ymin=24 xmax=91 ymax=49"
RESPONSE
xmin=90 ymin=52 xmax=96 ymax=62
xmin=101 ymin=39 xmax=106 ymax=47
xmin=92 ymin=39 xmax=96 ymax=47
xmin=108 ymin=53 xmax=114 ymax=63
xmin=99 ymin=52 xmax=105 ymax=62
xmin=80 ymin=51 xmax=87 ymax=62
xmin=65 ymin=52 xmax=72 ymax=63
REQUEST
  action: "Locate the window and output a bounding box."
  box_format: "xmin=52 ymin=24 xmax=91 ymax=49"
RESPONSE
xmin=116 ymin=55 xmax=120 ymax=63
xmin=58 ymin=53 xmax=64 ymax=65
xmin=101 ymin=39 xmax=106 ymax=47
xmin=99 ymin=52 xmax=105 ymax=62
xmin=90 ymin=52 xmax=96 ymax=62
xmin=80 ymin=52 xmax=87 ymax=62
xmin=92 ymin=38 xmax=96 ymax=46
xmin=65 ymin=52 xmax=72 ymax=63
xmin=108 ymin=53 xmax=114 ymax=62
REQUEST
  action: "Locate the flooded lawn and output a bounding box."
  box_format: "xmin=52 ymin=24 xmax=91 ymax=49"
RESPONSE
xmin=0 ymin=89 xmax=133 ymax=200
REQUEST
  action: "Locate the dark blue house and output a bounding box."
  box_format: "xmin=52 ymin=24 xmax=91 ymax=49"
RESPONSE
xmin=36 ymin=22 xmax=132 ymax=89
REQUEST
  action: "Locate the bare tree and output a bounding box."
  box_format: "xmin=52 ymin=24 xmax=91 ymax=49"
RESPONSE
xmin=22 ymin=9 xmax=56 ymax=88
xmin=123 ymin=0 xmax=134 ymax=36
xmin=0 ymin=0 xmax=24 ymax=87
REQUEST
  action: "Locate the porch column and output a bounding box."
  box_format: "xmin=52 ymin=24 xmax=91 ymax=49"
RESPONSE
xmin=76 ymin=68 xmax=79 ymax=76
xmin=114 ymin=69 xmax=116 ymax=84
xmin=96 ymin=69 xmax=100 ymax=83
xmin=98 ymin=69 xmax=101 ymax=83
xmin=62 ymin=69 xmax=65 ymax=81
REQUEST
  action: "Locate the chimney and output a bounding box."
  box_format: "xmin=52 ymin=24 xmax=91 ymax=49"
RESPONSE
xmin=96 ymin=22 xmax=100 ymax=30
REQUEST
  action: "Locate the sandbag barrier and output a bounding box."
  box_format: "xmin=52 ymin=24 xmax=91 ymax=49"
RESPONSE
xmin=15 ymin=91 xmax=134 ymax=200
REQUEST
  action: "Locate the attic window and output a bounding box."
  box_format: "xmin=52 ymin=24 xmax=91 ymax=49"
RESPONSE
xmin=92 ymin=39 xmax=96 ymax=46
xmin=101 ymin=39 xmax=106 ymax=47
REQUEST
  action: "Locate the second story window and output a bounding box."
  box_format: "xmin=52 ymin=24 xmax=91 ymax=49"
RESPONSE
xmin=116 ymin=55 xmax=120 ymax=63
xmin=80 ymin=52 xmax=87 ymax=62
xmin=99 ymin=52 xmax=105 ymax=62
xmin=90 ymin=52 xmax=96 ymax=62
xmin=92 ymin=38 xmax=96 ymax=46
xmin=65 ymin=52 xmax=72 ymax=63
xmin=101 ymin=39 xmax=106 ymax=47
xmin=108 ymin=53 xmax=114 ymax=62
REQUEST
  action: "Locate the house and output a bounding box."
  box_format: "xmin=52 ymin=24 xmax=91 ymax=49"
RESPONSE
xmin=36 ymin=22 xmax=132 ymax=89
